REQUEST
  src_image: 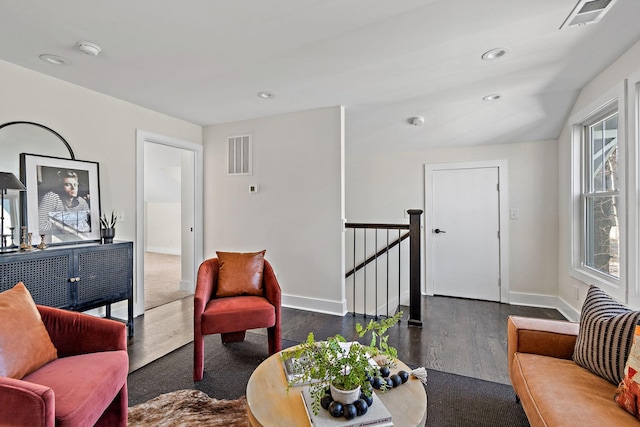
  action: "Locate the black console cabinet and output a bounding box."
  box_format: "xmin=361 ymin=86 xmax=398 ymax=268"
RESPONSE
xmin=0 ymin=241 xmax=134 ymax=336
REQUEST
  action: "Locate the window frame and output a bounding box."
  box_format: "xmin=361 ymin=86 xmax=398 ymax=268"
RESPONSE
xmin=570 ymin=83 xmax=626 ymax=301
xmin=628 ymin=70 xmax=640 ymax=308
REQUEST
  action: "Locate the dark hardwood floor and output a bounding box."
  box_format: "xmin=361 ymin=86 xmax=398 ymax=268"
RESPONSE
xmin=127 ymin=295 xmax=565 ymax=384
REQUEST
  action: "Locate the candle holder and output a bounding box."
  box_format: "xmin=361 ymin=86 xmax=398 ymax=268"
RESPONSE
xmin=37 ymin=234 xmax=48 ymax=250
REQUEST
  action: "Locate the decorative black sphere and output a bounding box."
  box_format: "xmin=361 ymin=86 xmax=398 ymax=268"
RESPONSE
xmin=371 ymin=376 xmax=384 ymax=389
xmin=398 ymin=370 xmax=410 ymax=383
xmin=353 ymin=399 xmax=369 ymax=416
xmin=385 ymin=377 xmax=394 ymax=389
xmin=321 ymin=394 xmax=333 ymax=410
xmin=328 ymin=401 xmax=343 ymax=418
xmin=343 ymin=404 xmax=357 ymax=420
xmin=390 ymin=374 xmax=403 ymax=388
xmin=360 ymin=392 xmax=373 ymax=407
xmin=379 ymin=366 xmax=391 ymax=378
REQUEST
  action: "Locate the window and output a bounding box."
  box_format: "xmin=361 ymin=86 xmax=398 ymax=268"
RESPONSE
xmin=570 ymin=88 xmax=626 ymax=297
xmin=583 ymin=111 xmax=619 ymax=278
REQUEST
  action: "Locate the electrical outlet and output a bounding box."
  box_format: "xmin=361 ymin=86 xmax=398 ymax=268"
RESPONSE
xmin=403 ymin=209 xmax=409 ymax=218
xmin=574 ymin=285 xmax=579 ymax=300
xmin=117 ymin=210 xmax=125 ymax=222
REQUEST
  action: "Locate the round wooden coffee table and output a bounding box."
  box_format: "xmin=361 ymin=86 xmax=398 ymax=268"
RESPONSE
xmin=246 ymin=350 xmax=427 ymax=427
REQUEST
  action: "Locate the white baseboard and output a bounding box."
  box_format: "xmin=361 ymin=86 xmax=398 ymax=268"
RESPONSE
xmin=556 ymin=297 xmax=581 ymax=322
xmin=179 ymin=279 xmax=193 ymax=293
xmin=145 ymin=246 xmax=181 ymax=255
xmin=282 ymin=293 xmax=346 ymax=316
xmin=508 ymin=291 xmax=580 ymax=321
xmin=82 ymin=300 xmax=129 ymax=321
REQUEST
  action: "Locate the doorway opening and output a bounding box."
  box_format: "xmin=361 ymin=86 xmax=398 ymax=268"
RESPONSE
xmin=135 ymin=130 xmax=203 ymax=317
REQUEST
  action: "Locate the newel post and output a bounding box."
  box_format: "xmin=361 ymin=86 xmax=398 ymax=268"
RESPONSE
xmin=407 ymin=209 xmax=423 ymax=327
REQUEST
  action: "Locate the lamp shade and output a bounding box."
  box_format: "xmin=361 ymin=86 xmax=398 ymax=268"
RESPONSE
xmin=0 ymin=172 xmax=26 ymax=191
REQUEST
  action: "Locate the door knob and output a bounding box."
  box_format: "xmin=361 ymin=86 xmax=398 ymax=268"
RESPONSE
xmin=434 ymin=228 xmax=446 ymax=234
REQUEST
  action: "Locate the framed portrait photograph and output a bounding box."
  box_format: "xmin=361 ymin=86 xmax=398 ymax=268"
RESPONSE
xmin=20 ymin=153 xmax=101 ymax=244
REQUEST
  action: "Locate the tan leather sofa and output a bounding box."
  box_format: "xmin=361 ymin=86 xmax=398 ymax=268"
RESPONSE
xmin=507 ymin=315 xmax=637 ymax=426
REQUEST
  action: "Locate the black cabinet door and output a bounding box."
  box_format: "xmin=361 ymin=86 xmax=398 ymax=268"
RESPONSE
xmin=74 ymin=243 xmax=132 ymax=309
xmin=0 ymin=250 xmax=72 ymax=308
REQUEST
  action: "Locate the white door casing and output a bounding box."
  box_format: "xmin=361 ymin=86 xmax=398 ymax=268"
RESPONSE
xmin=135 ymin=130 xmax=204 ymax=317
xmin=424 ymin=160 xmax=509 ymax=303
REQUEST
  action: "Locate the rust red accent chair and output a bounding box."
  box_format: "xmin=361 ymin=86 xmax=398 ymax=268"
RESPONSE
xmin=0 ymin=305 xmax=129 ymax=427
xmin=194 ymin=256 xmax=282 ymax=381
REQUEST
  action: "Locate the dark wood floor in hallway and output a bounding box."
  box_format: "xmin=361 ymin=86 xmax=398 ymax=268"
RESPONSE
xmin=127 ymin=295 xmax=565 ymax=384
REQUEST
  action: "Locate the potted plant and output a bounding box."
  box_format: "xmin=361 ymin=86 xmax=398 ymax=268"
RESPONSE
xmin=282 ymin=311 xmax=402 ymax=416
xmin=99 ymin=210 xmax=117 ymax=243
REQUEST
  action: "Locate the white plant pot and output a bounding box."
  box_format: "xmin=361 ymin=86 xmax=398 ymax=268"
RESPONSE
xmin=330 ymin=383 xmax=361 ymax=405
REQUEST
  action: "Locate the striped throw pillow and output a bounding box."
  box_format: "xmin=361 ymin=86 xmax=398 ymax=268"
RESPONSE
xmin=573 ymin=285 xmax=640 ymax=385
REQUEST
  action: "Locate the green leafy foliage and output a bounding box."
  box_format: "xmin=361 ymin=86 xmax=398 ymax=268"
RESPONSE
xmin=282 ymin=313 xmax=402 ymax=414
xmin=355 ymin=311 xmax=402 ymax=363
xmin=99 ymin=210 xmax=117 ymax=229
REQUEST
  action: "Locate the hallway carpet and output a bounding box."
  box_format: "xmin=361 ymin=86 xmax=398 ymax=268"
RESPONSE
xmin=144 ymin=252 xmax=191 ymax=310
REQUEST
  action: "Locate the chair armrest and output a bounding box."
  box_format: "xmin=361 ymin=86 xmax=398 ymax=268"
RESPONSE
xmin=507 ymin=315 xmax=578 ymax=367
xmin=38 ymin=305 xmax=127 ymax=358
xmin=0 ymin=376 xmax=55 ymax=427
xmin=194 ymin=258 xmax=217 ymax=318
xmin=263 ymin=260 xmax=281 ymax=310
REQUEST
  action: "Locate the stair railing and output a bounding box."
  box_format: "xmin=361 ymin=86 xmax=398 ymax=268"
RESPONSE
xmin=345 ymin=209 xmax=423 ymax=327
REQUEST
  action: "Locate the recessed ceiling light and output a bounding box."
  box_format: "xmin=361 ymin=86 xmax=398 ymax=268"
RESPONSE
xmin=39 ymin=54 xmax=72 ymax=66
xmin=257 ymin=91 xmax=274 ymax=99
xmin=483 ymin=94 xmax=502 ymax=101
xmin=481 ymin=48 xmax=510 ymax=61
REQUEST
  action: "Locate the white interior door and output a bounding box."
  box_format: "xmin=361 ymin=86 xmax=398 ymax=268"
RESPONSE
xmin=428 ymin=166 xmax=502 ymax=301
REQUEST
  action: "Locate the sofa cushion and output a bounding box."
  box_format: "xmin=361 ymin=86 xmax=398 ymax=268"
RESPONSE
xmin=202 ymin=295 xmax=275 ymax=335
xmin=512 ymin=352 xmax=637 ymax=426
xmin=0 ymin=282 xmax=58 ymax=379
xmin=615 ymin=324 xmax=640 ymax=418
xmin=23 ymin=350 xmax=128 ymax=427
xmin=215 ymin=250 xmax=266 ymax=298
xmin=573 ymin=285 xmax=640 ymax=385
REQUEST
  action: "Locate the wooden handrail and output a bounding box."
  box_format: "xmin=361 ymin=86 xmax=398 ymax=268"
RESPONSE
xmin=345 ymin=223 xmax=409 ymax=230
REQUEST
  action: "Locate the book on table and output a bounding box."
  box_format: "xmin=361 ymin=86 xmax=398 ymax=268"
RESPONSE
xmin=300 ymin=386 xmax=393 ymax=427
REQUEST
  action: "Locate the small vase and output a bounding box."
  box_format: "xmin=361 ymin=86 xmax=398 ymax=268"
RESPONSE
xmin=330 ymin=383 xmax=361 ymax=405
xmin=101 ymin=228 xmax=115 ymax=244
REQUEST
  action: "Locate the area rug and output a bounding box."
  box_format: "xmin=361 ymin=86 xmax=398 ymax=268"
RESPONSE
xmin=128 ymin=389 xmax=248 ymax=427
xmin=128 ymin=332 xmax=529 ymax=426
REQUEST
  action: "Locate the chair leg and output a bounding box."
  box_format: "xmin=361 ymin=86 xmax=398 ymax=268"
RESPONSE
xmin=221 ymin=331 xmax=246 ymax=344
xmin=194 ymin=333 xmax=204 ymax=381
xmin=268 ymin=325 xmax=282 ymax=355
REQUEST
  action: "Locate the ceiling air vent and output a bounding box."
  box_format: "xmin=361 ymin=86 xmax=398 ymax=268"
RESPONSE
xmin=560 ymin=0 xmax=618 ymax=29
xmin=227 ymin=134 xmax=252 ymax=176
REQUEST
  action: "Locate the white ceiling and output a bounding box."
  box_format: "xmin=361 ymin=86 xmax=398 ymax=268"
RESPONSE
xmin=2 ymin=0 xmax=640 ymax=155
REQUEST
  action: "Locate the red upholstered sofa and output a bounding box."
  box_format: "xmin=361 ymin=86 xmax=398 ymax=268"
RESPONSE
xmin=0 ymin=305 xmax=129 ymax=427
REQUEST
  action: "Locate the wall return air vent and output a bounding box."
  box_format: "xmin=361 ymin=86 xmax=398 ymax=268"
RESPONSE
xmin=560 ymin=0 xmax=618 ymax=29
xmin=227 ymin=134 xmax=252 ymax=176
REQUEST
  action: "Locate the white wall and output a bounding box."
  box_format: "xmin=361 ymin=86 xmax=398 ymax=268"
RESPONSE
xmin=0 ymin=59 xmax=202 ymax=311
xmin=346 ymin=139 xmax=559 ymax=307
xmin=202 ymin=106 xmax=346 ymax=314
xmin=558 ymin=39 xmax=640 ymax=320
xmin=145 ymin=202 xmax=181 ymax=254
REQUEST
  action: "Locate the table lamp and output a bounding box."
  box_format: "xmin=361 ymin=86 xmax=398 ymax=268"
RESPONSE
xmin=0 ymin=172 xmax=26 ymax=252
